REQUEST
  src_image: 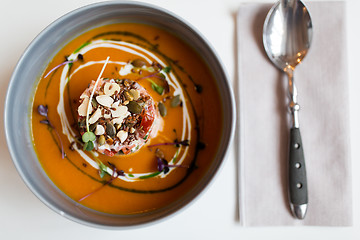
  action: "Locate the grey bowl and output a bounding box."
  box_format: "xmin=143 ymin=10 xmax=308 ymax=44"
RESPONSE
xmin=4 ymin=1 xmax=235 ymax=228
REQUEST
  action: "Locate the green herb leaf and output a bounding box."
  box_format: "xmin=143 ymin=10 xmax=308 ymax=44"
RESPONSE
xmin=74 ymin=41 xmax=91 ymax=53
xmin=83 ymin=141 xmax=94 ymax=151
xmin=159 ymin=73 xmax=166 ymax=79
xmin=82 ymin=131 xmax=96 ymax=142
xmin=163 ymin=66 xmax=171 ymax=73
xmin=97 ymin=160 xmax=108 ymax=179
xmin=139 ymin=171 xmax=161 ymax=179
xmin=148 ymin=79 xmax=164 ymax=95
xmin=128 ymin=174 xmax=134 ymax=177
xmin=170 ymin=149 xmax=180 ymax=164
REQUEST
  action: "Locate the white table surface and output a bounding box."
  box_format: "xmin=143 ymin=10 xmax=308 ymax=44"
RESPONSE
xmin=1 ymin=0 xmax=359 ymax=239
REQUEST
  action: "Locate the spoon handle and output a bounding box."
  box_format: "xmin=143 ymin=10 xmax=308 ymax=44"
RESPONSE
xmin=286 ymin=68 xmax=308 ymax=219
xmin=289 ymin=127 xmax=308 ymax=219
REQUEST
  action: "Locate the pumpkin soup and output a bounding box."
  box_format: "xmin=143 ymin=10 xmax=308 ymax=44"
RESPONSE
xmin=31 ymin=23 xmax=223 ymax=214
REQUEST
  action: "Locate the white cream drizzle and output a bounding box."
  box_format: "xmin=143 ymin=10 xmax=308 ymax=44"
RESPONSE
xmin=56 ymin=39 xmax=192 ymax=182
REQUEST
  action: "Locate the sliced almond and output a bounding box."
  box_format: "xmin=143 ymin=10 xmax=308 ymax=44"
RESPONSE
xmin=129 ymin=89 xmax=140 ymax=100
xmin=130 ymin=127 xmax=135 ymax=133
xmin=104 ymin=113 xmax=112 ymax=119
xmin=95 ymin=124 xmax=105 ymax=135
xmin=104 ymin=82 xmax=120 ymax=96
xmin=111 ymin=105 xmax=128 ymax=118
xmin=117 ymin=130 xmax=128 ymax=143
xmin=80 ymin=91 xmax=89 ymax=99
xmin=88 ymin=108 xmax=102 ymax=124
xmin=96 ymin=95 xmax=114 ymax=108
xmin=112 ymin=100 xmax=120 ymax=108
xmin=112 ymin=116 xmax=126 ymax=126
xmin=78 ymin=97 xmax=92 ymax=117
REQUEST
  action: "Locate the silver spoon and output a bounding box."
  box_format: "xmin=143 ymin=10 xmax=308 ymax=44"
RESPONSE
xmin=263 ymin=0 xmax=312 ymax=219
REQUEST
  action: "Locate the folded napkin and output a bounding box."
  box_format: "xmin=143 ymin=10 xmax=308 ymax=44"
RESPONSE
xmin=237 ymin=1 xmax=352 ymax=226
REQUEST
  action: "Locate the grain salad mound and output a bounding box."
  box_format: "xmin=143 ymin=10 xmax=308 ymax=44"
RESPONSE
xmin=77 ymin=78 xmax=160 ymax=156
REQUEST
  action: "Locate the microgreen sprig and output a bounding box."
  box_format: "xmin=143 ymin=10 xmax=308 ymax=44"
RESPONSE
xmin=43 ymin=54 xmax=83 ymax=79
xmin=37 ymin=105 xmax=65 ymax=159
xmin=156 ymin=157 xmax=189 ymax=173
xmin=137 ymin=65 xmax=171 ymax=95
xmin=148 ymin=79 xmax=164 ymax=95
xmin=78 ymin=161 xmax=120 ymax=202
xmin=147 ymin=139 xmax=190 ymax=148
xmin=82 ymin=56 xmax=110 ymax=151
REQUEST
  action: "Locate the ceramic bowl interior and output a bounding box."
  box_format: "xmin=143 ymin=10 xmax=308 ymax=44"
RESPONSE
xmin=5 ymin=1 xmax=235 ymax=228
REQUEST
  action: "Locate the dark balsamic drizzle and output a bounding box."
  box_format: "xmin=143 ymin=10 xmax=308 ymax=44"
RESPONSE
xmin=48 ymin=30 xmax=207 ymax=194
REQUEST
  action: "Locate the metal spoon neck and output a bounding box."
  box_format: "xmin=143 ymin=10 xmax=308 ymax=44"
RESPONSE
xmin=280 ymin=0 xmax=298 ymax=8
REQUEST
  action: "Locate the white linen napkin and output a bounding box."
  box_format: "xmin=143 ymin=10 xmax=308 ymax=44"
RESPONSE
xmin=236 ymin=1 xmax=352 ymax=226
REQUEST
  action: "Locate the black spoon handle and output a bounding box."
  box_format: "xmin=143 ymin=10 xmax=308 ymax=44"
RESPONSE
xmin=289 ymin=127 xmax=308 ymax=219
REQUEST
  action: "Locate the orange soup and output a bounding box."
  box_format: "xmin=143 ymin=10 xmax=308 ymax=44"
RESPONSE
xmin=31 ymin=23 xmax=222 ymax=214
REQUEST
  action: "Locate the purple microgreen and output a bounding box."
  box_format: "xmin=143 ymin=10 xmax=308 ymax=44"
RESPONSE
xmin=78 ymin=164 xmax=119 ymax=202
xmin=44 ymin=59 xmax=78 ymax=79
xmin=136 ymin=72 xmax=158 ymax=81
xmin=39 ymin=120 xmax=50 ymax=125
xmin=77 ymin=53 xmax=84 ymax=61
xmin=37 ymin=105 xmax=65 ymax=159
xmin=156 ymin=157 xmax=189 ymax=173
xmin=157 ymin=157 xmax=165 ymax=172
xmin=117 ymin=170 xmax=125 ymax=177
xmin=147 ymin=139 xmax=189 ymax=148
xmin=37 ymin=105 xmax=48 ymax=116
xmin=163 ymin=79 xmax=170 ymax=94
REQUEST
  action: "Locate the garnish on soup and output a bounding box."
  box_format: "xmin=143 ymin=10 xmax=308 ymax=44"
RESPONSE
xmin=31 ymin=23 xmax=222 ymax=215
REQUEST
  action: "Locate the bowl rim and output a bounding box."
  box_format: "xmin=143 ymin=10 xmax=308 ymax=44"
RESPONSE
xmin=4 ymin=0 xmax=236 ymax=229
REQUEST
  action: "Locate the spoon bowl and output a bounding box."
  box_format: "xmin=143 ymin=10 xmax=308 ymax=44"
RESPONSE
xmin=263 ymin=0 xmax=312 ymax=70
xmin=263 ymin=0 xmax=312 ymax=220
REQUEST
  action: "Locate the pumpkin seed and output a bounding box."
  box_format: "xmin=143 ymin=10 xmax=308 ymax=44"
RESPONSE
xmin=127 ymin=101 xmax=142 ymax=114
xmin=98 ymin=135 xmax=106 ymax=145
xmin=129 ymin=89 xmax=140 ymax=100
xmin=158 ymin=102 xmax=167 ymax=117
xmin=131 ymin=59 xmax=147 ymax=68
xmin=89 ymin=123 xmax=97 ymax=132
xmin=171 ymin=95 xmax=181 ymax=107
xmin=106 ymin=122 xmax=116 ymax=138
xmin=91 ymin=98 xmax=98 ymax=108
xmin=124 ymin=91 xmax=134 ymax=101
